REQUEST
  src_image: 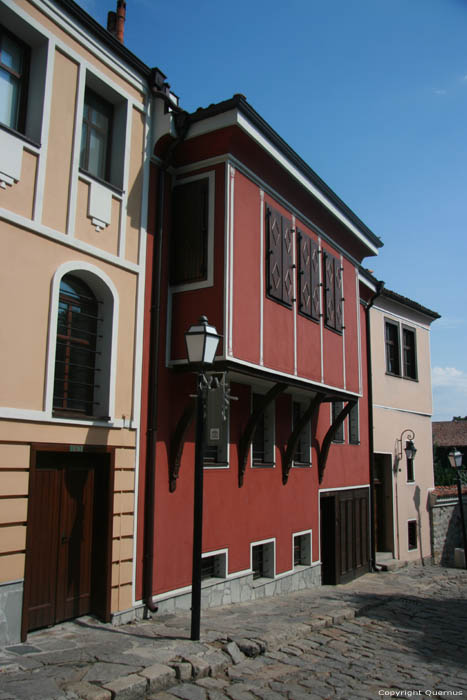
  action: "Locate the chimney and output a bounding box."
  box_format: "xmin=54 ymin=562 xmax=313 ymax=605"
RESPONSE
xmin=116 ymin=0 xmax=126 ymax=43
xmin=107 ymin=1 xmax=126 ymax=44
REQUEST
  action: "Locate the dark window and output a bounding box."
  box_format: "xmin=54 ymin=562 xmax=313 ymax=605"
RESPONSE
xmin=293 ymin=401 xmax=311 ymax=465
xmin=80 ymin=88 xmax=113 ymax=182
xmin=297 ymin=230 xmax=320 ymax=321
xmin=266 ymin=206 xmax=293 ymax=307
xmin=406 ymin=450 xmax=415 ymax=482
xmin=252 ymin=393 xmax=266 ymax=464
xmin=385 ymin=321 xmax=400 ymax=375
xmin=402 ymin=327 xmax=417 ymax=380
xmin=323 ymin=252 xmax=343 ymax=332
xmin=53 ymin=275 xmax=100 ymax=416
xmin=408 ymin=520 xmax=417 ymax=550
xmin=204 ymin=379 xmax=229 ymax=467
xmin=170 ymin=178 xmax=209 ymax=285
xmin=349 ymin=402 xmax=359 ymax=445
xmin=252 ymin=542 xmax=274 ymax=579
xmin=0 ymin=28 xmax=29 ymax=133
xmin=332 ymin=401 xmax=345 ymax=442
xmin=293 ymin=534 xmax=311 ymax=566
xmin=252 ymin=393 xmax=274 ymax=466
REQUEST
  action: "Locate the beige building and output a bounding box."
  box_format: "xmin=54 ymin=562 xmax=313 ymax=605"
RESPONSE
xmin=370 ymin=288 xmax=439 ymax=564
xmin=0 ymin=0 xmax=154 ymax=642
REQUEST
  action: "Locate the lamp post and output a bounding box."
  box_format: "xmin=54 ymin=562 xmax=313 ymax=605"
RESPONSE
xmin=448 ymin=448 xmax=467 ymax=570
xmin=185 ymin=316 xmax=221 ymax=641
xmin=397 ymin=429 xmax=417 ymax=462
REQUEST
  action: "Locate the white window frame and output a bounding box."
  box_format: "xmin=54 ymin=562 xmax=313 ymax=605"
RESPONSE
xmin=201 ymin=549 xmax=228 ymax=584
xmin=169 ymin=170 xmax=215 ymax=293
xmin=45 ymin=262 xmax=119 ymax=422
xmin=250 ymin=538 xmax=275 ymax=582
xmin=80 ymin=70 xmax=128 ymax=191
xmin=293 ymin=530 xmax=312 ymax=568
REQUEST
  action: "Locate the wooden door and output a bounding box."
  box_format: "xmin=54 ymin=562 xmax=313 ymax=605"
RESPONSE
xmin=25 ymin=451 xmax=109 ymax=633
xmin=320 ymin=488 xmax=370 ymax=585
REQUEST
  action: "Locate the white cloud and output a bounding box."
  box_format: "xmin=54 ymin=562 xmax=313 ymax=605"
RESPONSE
xmin=433 ymin=88 xmax=447 ymax=95
xmin=432 ymin=366 xmax=467 ymax=420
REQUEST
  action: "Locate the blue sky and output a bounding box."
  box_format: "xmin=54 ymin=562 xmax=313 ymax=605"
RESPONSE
xmin=87 ymin=0 xmax=467 ymax=420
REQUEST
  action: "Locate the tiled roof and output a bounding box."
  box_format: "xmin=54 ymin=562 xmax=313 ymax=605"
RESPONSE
xmin=433 ymin=485 xmax=467 ymax=497
xmin=382 ymin=288 xmax=440 ymax=320
xmin=432 ymin=421 xmax=467 ymax=447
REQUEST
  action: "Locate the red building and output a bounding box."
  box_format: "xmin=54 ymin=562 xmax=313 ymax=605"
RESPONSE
xmin=137 ymin=93 xmax=383 ymax=614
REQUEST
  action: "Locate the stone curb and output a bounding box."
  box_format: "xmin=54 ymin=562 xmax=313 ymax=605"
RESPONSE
xmin=82 ymin=604 xmax=366 ymax=699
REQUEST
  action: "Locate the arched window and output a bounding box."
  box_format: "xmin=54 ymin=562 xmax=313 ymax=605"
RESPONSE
xmin=53 ymin=274 xmax=100 ymax=417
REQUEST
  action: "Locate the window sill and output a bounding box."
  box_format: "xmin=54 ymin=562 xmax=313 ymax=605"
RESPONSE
xmin=0 ymin=122 xmax=41 ymax=150
xmin=204 ymin=463 xmax=229 ymax=470
xmin=52 ymin=410 xmax=110 ymax=422
xmin=292 ymin=462 xmax=311 ymax=468
xmin=79 ymin=168 xmax=124 ymax=196
xmin=252 ymin=462 xmax=275 ymax=469
xmin=293 ymin=564 xmax=311 ymax=572
xmin=201 ymin=576 xmax=226 ymax=589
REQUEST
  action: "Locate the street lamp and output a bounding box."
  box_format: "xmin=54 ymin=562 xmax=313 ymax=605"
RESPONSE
xmin=447 ymin=448 xmax=467 ymax=571
xmin=185 ymin=316 xmax=221 ymax=641
xmin=396 ymin=429 xmax=417 ymax=461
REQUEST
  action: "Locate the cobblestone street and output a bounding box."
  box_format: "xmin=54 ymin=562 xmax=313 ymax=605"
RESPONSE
xmin=1 ymin=564 xmax=466 ymax=699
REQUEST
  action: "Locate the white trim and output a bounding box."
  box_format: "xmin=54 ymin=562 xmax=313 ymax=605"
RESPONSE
xmin=26 ymin=0 xmax=148 ymax=93
xmin=292 ymin=215 xmax=298 ymax=376
xmin=186 ymin=112 xmax=379 ymax=255
xmin=358 ymin=273 xmax=377 ymax=293
xmin=174 ymin=153 xmax=366 ymax=270
xmin=372 ymin=304 xmax=432 ymax=331
xmin=34 ymin=38 xmax=55 ymax=223
xmin=341 ymin=255 xmax=346 ymax=389
xmin=236 ymin=113 xmax=380 ymax=256
xmin=373 ymin=404 xmax=432 ymax=418
xmin=356 ymin=268 xmax=363 ymax=395
xmin=228 ymin=167 xmax=235 ymax=355
xmin=224 ymin=163 xmax=231 ymax=357
xmin=67 ymin=62 xmax=85 ymax=237
xmin=210 ymin=344 xmax=362 ymax=398
xmin=319 ymin=484 xmax=370 ymax=493
xmin=169 ymin=171 xmax=216 ymax=293
xmin=45 ymin=261 xmax=120 ymax=420
xmin=259 ymin=190 xmax=265 ymax=366
xmin=0 ymin=406 xmax=126 ymax=428
xmin=0 ymin=209 xmax=140 ymax=273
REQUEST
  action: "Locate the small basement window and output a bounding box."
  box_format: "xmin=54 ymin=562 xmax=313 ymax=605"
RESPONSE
xmin=293 ymin=532 xmax=311 ymax=567
xmin=252 ymin=541 xmax=275 ymax=580
xmin=201 ymin=552 xmax=227 ymax=581
xmin=408 ymin=520 xmax=417 ymax=550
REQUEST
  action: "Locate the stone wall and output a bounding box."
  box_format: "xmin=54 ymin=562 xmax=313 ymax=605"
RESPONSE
xmin=112 ymin=564 xmax=322 ymax=624
xmin=429 ymin=491 xmax=467 ymax=566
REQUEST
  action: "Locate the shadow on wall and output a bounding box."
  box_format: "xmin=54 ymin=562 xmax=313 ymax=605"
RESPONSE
xmin=413 ymin=485 xmax=424 ymax=564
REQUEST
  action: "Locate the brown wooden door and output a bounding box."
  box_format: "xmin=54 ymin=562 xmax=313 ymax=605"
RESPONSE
xmin=320 ymin=488 xmax=370 ymax=585
xmin=26 ymin=452 xmax=107 ymax=632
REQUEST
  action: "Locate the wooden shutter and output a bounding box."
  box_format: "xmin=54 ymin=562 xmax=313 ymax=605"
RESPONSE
xmin=298 ymin=231 xmax=312 ymax=317
xmin=324 ymin=252 xmax=336 ymax=329
xmin=310 ymin=239 xmax=320 ymax=321
xmin=282 ymin=218 xmax=293 ymax=307
xmin=267 ymin=207 xmax=283 ymax=302
xmin=334 ymin=257 xmax=343 ymax=332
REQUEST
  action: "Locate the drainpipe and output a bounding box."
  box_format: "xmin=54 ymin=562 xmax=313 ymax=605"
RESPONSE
xmin=365 ymin=280 xmax=384 ymax=572
xmin=142 ymin=92 xmax=191 ymax=614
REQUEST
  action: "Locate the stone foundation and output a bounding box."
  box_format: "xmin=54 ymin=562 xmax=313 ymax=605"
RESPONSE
xmin=0 ymin=580 xmax=23 ymax=645
xmin=112 ymin=564 xmax=322 ymax=623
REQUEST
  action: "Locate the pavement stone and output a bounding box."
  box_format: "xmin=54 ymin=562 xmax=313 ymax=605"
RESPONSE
xmin=0 ymin=563 xmax=466 ymax=698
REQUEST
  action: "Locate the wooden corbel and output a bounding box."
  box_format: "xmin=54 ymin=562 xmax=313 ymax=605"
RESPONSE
xmin=238 ymin=382 xmax=287 ymax=487
xmin=317 ymin=400 xmax=356 ymax=483
xmin=282 ymin=393 xmax=323 ymax=484
xmin=169 ymin=401 xmax=196 ymax=492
